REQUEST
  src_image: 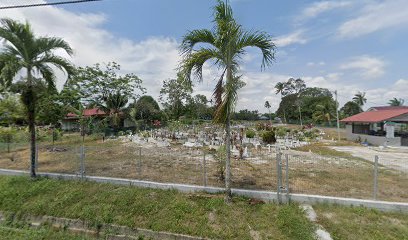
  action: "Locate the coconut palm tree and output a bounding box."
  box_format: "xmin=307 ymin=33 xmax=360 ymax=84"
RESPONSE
xmin=179 ymin=0 xmax=275 ymax=201
xmin=264 ymin=100 xmax=272 ymax=125
xmin=99 ymin=91 xmax=128 ymax=130
xmin=353 ymin=91 xmax=367 ymax=107
xmin=313 ymin=102 xmax=335 ymax=126
xmin=388 ymin=98 xmax=404 ymax=106
xmin=0 ymin=18 xmax=74 ymax=178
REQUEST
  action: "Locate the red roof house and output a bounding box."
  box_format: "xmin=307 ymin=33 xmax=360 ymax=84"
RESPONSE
xmin=341 ymin=106 xmax=408 ymax=146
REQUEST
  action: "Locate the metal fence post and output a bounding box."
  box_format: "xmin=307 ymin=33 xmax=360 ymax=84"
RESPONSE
xmin=80 ymin=145 xmax=85 ymax=180
xmin=203 ymin=151 xmax=207 ymax=187
xmin=138 ymin=147 xmax=142 ymax=178
xmin=373 ymin=155 xmax=379 ymax=200
xmin=276 ymin=152 xmax=282 ymax=204
xmin=35 ymin=143 xmax=38 ymax=172
xmin=285 ymin=154 xmax=290 ymax=202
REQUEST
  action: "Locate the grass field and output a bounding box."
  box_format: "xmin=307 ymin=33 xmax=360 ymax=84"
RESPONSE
xmin=314 ymin=204 xmax=408 ymax=240
xmin=0 ymin=175 xmax=315 ymax=239
xmin=1 ymin=175 xmax=407 ymax=239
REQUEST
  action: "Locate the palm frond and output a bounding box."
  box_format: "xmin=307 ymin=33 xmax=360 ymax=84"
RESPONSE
xmin=237 ymin=30 xmax=275 ymax=69
xmin=35 ymin=37 xmax=74 ymax=56
xmin=179 ymin=47 xmax=221 ymax=83
xmin=180 ymin=29 xmax=216 ymax=54
xmin=213 ymin=74 xmax=241 ymax=123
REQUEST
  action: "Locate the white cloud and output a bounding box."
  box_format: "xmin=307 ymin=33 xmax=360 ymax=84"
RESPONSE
xmin=274 ymin=30 xmax=307 ymax=47
xmin=307 ymin=61 xmax=326 ymax=67
xmin=298 ymin=1 xmax=352 ymax=22
xmin=0 ymin=1 xmax=181 ymax=98
xmin=340 ymin=55 xmax=385 ymax=79
xmin=337 ymin=0 xmax=408 ymax=38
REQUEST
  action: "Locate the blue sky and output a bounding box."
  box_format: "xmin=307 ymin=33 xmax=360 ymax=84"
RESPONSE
xmin=3 ymin=0 xmax=408 ymax=111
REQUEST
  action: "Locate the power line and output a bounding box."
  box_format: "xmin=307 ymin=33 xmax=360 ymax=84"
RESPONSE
xmin=0 ymin=0 xmax=102 ymax=10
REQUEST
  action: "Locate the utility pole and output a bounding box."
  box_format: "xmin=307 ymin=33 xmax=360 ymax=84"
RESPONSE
xmin=335 ymin=90 xmax=340 ymax=141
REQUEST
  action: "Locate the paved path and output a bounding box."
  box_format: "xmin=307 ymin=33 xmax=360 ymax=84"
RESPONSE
xmin=330 ymin=146 xmax=408 ymax=172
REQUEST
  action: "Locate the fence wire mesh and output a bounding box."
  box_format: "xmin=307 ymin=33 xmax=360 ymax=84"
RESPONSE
xmin=0 ymin=138 xmax=407 ymax=203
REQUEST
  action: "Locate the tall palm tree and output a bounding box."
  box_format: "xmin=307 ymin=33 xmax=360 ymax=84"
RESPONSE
xmin=0 ymin=19 xmax=74 ymax=178
xmin=388 ymin=98 xmax=404 ymax=106
xmin=353 ymin=91 xmax=367 ymax=107
xmin=179 ymin=0 xmax=275 ymax=201
xmin=264 ymin=100 xmax=272 ymax=125
xmin=274 ymin=82 xmax=286 ymax=123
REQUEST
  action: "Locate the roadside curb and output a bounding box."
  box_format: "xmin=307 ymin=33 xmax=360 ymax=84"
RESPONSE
xmin=0 ymin=211 xmax=210 ymax=240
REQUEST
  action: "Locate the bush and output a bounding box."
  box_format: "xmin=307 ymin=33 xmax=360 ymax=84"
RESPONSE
xmin=262 ymin=130 xmax=276 ymax=144
xmin=275 ymin=127 xmax=287 ymax=138
xmin=246 ymin=129 xmax=256 ymax=138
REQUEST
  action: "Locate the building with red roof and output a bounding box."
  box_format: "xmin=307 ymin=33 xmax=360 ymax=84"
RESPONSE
xmin=340 ymin=106 xmax=408 ymax=146
xmin=62 ymin=108 xmax=133 ymax=131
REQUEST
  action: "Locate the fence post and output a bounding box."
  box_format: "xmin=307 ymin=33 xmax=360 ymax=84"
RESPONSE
xmin=138 ymin=147 xmax=142 ymax=178
xmin=285 ymin=154 xmax=290 ymax=202
xmin=35 ymin=143 xmax=38 ymax=172
xmin=276 ymin=152 xmax=282 ymax=204
xmin=203 ymin=151 xmax=207 ymax=187
xmin=80 ymin=145 xmax=85 ymax=180
xmin=373 ymin=155 xmax=379 ymax=200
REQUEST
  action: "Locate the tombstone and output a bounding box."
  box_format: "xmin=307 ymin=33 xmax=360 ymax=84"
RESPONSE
xmin=243 ymin=146 xmax=249 ymax=158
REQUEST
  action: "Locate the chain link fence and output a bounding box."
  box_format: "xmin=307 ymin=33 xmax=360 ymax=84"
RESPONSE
xmin=0 ymin=139 xmax=407 ymax=203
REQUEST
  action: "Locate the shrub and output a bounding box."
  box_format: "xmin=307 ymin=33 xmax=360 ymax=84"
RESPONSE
xmin=246 ymin=129 xmax=256 ymax=138
xmin=275 ymin=127 xmax=287 ymax=138
xmin=262 ymin=130 xmax=276 ymax=144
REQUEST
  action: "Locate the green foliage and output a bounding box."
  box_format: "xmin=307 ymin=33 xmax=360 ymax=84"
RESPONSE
xmin=262 ymin=130 xmax=276 ymax=144
xmin=275 ymin=127 xmax=288 ymax=138
xmin=0 ymin=93 xmax=25 ymax=125
xmin=215 ymin=145 xmax=226 ymax=181
xmin=0 ymin=127 xmax=16 ymax=143
xmin=388 ymin=98 xmax=405 ymax=106
xmin=245 ymin=129 xmax=256 ymax=138
xmin=159 ymin=74 xmax=193 ymax=120
xmin=69 ymin=62 xmax=145 ymax=106
xmin=130 ymin=95 xmax=163 ymax=126
xmin=340 ymin=101 xmax=362 ymax=118
xmin=233 ymin=109 xmax=259 ymax=121
xmin=276 ymin=84 xmax=337 ymax=124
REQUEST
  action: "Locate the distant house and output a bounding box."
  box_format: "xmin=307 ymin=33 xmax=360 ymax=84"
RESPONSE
xmin=62 ymin=108 xmax=134 ymax=131
xmin=340 ymin=106 xmax=408 ymax=146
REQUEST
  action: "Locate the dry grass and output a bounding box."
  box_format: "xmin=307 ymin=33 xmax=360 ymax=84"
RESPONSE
xmin=0 ymin=135 xmax=407 ymax=202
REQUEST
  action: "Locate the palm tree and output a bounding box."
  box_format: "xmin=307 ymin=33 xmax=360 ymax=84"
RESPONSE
xmin=0 ymin=19 xmax=74 ymax=178
xmin=353 ymin=91 xmax=367 ymax=107
xmin=264 ymin=101 xmax=272 ymax=125
xmin=179 ymin=0 xmax=275 ymax=201
xmin=313 ymin=102 xmax=335 ymax=126
xmin=388 ymin=98 xmax=404 ymax=106
xmin=274 ymin=82 xmax=286 ymax=123
xmin=99 ymin=91 xmax=128 ymax=130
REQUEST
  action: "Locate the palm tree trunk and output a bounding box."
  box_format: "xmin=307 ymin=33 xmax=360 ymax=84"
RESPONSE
xmin=224 ymin=67 xmax=232 ymax=202
xmin=27 ymin=68 xmax=36 ymax=178
xmin=225 ymin=113 xmax=232 ymax=202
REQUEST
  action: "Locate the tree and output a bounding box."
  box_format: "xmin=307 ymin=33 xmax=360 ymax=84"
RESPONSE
xmin=275 ymin=82 xmax=286 ymax=123
xmin=69 ymin=62 xmax=145 ymax=106
xmin=340 ymin=101 xmax=362 ymax=117
xmin=99 ymin=91 xmax=128 ymax=129
xmin=0 ymin=19 xmax=74 ymax=178
xmin=0 ymin=93 xmax=26 ymax=125
xmin=313 ymin=100 xmax=335 ymax=126
xmin=179 ymin=0 xmax=275 ymax=201
xmin=129 ymin=95 xmax=162 ymax=128
xmin=388 ymin=98 xmax=405 ymax=106
xmin=264 ymin=101 xmax=272 ymax=125
xmin=353 ymin=92 xmax=367 ymax=107
xmin=159 ymin=73 xmax=193 ymax=120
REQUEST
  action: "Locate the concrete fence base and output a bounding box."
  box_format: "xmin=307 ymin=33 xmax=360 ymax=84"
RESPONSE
xmin=0 ymin=168 xmax=407 ymax=213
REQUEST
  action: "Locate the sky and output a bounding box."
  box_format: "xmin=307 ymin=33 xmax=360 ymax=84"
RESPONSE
xmin=1 ymin=0 xmax=408 ymax=112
